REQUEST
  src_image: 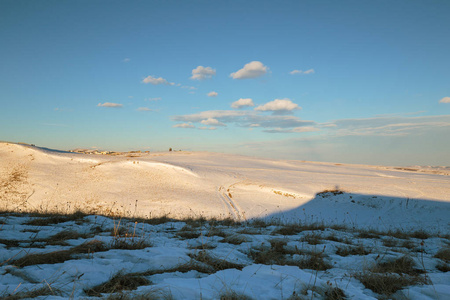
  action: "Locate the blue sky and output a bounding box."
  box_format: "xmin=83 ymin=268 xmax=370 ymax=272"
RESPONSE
xmin=1 ymin=0 xmax=449 ymax=166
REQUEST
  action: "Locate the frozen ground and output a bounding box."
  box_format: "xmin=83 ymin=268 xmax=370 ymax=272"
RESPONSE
xmin=0 ymin=142 xmax=449 ymax=299
xmin=0 ymin=212 xmax=449 ymax=299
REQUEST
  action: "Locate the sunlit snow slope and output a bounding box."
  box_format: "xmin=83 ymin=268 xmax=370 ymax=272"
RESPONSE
xmin=1 ymin=142 xmax=449 ymax=231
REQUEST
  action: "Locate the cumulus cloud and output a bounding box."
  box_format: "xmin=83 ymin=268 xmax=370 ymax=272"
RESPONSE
xmin=255 ymin=99 xmax=301 ymax=114
xmin=290 ymin=69 xmax=315 ymax=75
xmin=230 ymin=61 xmax=268 ymax=79
xmin=191 ymin=66 xmax=216 ymax=80
xmin=231 ymin=98 xmax=254 ymax=109
xmin=97 ymin=102 xmax=123 ymax=108
xmin=173 ymin=123 xmax=195 ymax=128
xmin=439 ymin=97 xmax=450 ymax=103
xmin=207 ymin=91 xmax=218 ymax=97
xmin=200 ymin=118 xmax=226 ymax=127
xmin=142 ymin=75 xmax=173 ymax=85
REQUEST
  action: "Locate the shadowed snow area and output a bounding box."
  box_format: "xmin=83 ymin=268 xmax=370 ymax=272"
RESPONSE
xmin=0 ymin=142 xmax=449 ymax=231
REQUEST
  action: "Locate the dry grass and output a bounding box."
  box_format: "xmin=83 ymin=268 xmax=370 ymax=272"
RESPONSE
xmin=23 ymin=211 xmax=87 ymax=226
xmin=0 ymin=239 xmax=20 ymax=249
xmin=85 ymin=271 xmax=151 ymax=296
xmin=301 ymin=232 xmax=323 ymax=245
xmin=177 ymin=227 xmax=201 ymax=240
xmin=13 ymin=240 xmax=107 ymax=267
xmin=189 ymin=250 xmax=245 ymax=273
xmin=220 ymin=234 xmax=249 ymax=245
xmin=336 ymin=244 xmax=371 ymax=257
xmin=1 ymin=285 xmax=58 ymax=300
xmin=434 ymin=247 xmax=450 ymax=262
xmin=219 ymin=290 xmax=253 ymax=300
xmin=272 ymin=223 xmax=326 ymax=236
xmin=110 ymin=237 xmax=152 ymax=250
xmin=355 ymin=255 xmax=428 ymax=297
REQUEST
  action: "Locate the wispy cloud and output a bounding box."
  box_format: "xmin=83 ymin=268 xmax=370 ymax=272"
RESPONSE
xmin=191 ymin=66 xmax=216 ymax=80
xmin=142 ymin=75 xmax=174 ymax=85
xmin=145 ymin=97 xmax=161 ymax=101
xmin=439 ymin=97 xmax=450 ymax=103
xmin=290 ymin=69 xmax=315 ymax=75
xmin=230 ymin=61 xmax=268 ymax=79
xmin=322 ymin=115 xmax=450 ymax=137
xmin=198 ymin=126 xmax=217 ymax=130
xmin=123 ymin=58 xmax=130 ymax=63
xmin=97 ymin=102 xmax=123 ymax=108
xmin=264 ymin=127 xmax=319 ymax=133
xmin=207 ymin=91 xmax=218 ymax=97
xmin=231 ymin=98 xmax=254 ymax=109
xmin=254 ymin=98 xmax=301 ymax=114
xmin=200 ymin=118 xmax=226 ymax=127
xmin=181 ymin=85 xmax=197 ymax=90
xmin=173 ymin=123 xmax=195 ymax=128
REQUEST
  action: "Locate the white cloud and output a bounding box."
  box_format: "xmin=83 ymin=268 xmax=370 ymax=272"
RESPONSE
xmin=207 ymin=91 xmax=218 ymax=97
xmin=439 ymin=97 xmax=450 ymax=103
xmin=290 ymin=69 xmax=315 ymax=75
xmin=137 ymin=107 xmax=153 ymax=112
xmin=323 ymin=115 xmax=450 ymax=137
xmin=173 ymin=123 xmax=195 ymax=128
xmin=198 ymin=126 xmax=217 ymax=130
xmin=255 ymin=99 xmax=300 ymax=114
xmin=230 ymin=61 xmax=268 ymax=79
xmin=146 ymin=97 xmax=161 ymax=101
xmin=191 ymin=66 xmax=216 ymax=80
xmin=200 ymin=118 xmax=226 ymax=127
xmin=231 ymin=98 xmax=255 ymax=109
xmin=123 ymin=58 xmax=130 ymax=63
xmin=172 ymin=110 xmax=314 ymax=130
xmin=97 ymin=102 xmax=123 ymax=108
xmin=142 ymin=75 xmax=170 ymax=85
xmin=264 ymin=126 xmax=319 ymax=133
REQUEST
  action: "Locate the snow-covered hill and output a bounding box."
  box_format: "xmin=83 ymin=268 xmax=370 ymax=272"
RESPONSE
xmin=1 ymin=142 xmax=449 ymax=232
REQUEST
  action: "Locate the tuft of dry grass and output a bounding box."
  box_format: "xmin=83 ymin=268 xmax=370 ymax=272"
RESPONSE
xmin=316 ymin=189 xmax=344 ymax=197
xmin=220 ymin=234 xmax=249 ymax=245
xmin=85 ymin=271 xmax=151 ymax=296
xmin=1 ymin=285 xmax=58 ymax=300
xmin=272 ymin=223 xmax=326 ymax=236
xmin=434 ymin=247 xmax=450 ymax=263
xmin=177 ymin=226 xmax=201 ymax=240
xmin=110 ymin=237 xmax=151 ymax=250
xmin=219 ymin=290 xmax=253 ymax=300
xmin=301 ymin=232 xmax=323 ymax=245
xmin=372 ymin=256 xmax=424 ymax=276
xmin=336 ymin=244 xmax=371 ymax=257
xmin=189 ymin=250 xmax=245 ymax=273
xmin=0 ymin=239 xmax=20 ymax=249
xmin=23 ymin=211 xmax=87 ymax=226
xmin=13 ymin=240 xmax=107 ymax=267
xmin=355 ymin=255 xmax=428 ymax=297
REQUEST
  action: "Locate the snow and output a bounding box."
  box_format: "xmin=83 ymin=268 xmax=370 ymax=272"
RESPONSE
xmin=0 ymin=142 xmax=449 ymax=299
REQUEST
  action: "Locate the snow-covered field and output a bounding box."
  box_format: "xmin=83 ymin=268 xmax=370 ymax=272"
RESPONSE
xmin=0 ymin=142 xmax=449 ymax=299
